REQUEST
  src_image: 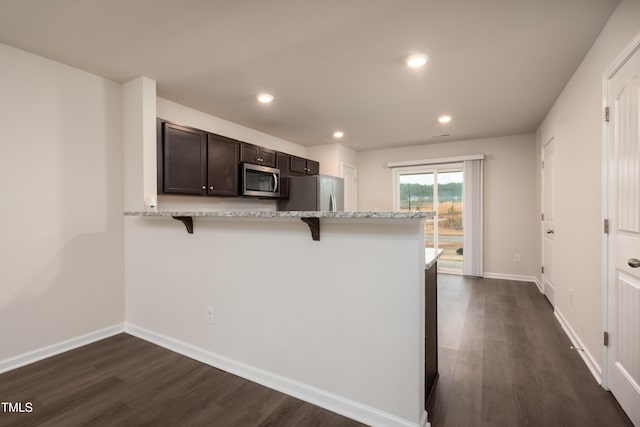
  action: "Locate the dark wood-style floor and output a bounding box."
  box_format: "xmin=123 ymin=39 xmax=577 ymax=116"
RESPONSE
xmin=0 ymin=275 xmax=634 ymax=427
xmin=0 ymin=334 xmax=364 ymax=427
xmin=429 ymin=274 xmax=633 ymax=427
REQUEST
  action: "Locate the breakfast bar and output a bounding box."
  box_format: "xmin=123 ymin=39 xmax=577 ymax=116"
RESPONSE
xmin=124 ymin=210 xmax=436 ymax=427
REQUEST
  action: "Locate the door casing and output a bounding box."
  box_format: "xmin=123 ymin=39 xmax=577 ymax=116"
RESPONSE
xmin=541 ymin=137 xmax=556 ymax=306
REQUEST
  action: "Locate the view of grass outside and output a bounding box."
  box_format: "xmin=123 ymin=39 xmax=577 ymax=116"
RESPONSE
xmin=399 ymin=171 xmax=463 ymax=271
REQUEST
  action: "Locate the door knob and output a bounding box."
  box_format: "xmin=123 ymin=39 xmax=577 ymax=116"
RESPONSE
xmin=629 ymin=258 xmax=640 ymax=268
xmin=546 ymin=229 xmax=554 ymax=234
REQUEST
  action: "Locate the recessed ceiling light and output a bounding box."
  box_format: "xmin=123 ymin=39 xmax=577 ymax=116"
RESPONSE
xmin=333 ymin=131 xmax=344 ymax=139
xmin=438 ymin=115 xmax=452 ymax=124
xmin=257 ymin=93 xmax=274 ymax=104
xmin=405 ymin=53 xmax=428 ymax=68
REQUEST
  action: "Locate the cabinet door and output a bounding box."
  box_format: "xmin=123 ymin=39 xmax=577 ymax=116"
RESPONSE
xmin=240 ymin=143 xmax=259 ymax=164
xmin=259 ymin=147 xmax=277 ymax=167
xmin=276 ymin=152 xmax=290 ymax=198
xmin=290 ymin=155 xmax=307 ymax=175
xmin=425 ymin=262 xmax=438 ymax=410
xmin=306 ymin=160 xmax=320 ymax=175
xmin=208 ymin=135 xmax=239 ymax=196
xmin=163 ymin=123 xmax=207 ymax=194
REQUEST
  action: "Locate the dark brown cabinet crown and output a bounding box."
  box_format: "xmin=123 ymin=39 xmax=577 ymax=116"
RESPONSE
xmin=240 ymin=143 xmax=276 ymax=167
xmin=290 ymin=155 xmax=320 ymax=176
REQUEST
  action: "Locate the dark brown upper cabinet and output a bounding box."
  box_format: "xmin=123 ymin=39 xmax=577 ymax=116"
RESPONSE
xmin=162 ymin=122 xmax=207 ymax=195
xmin=159 ymin=120 xmax=240 ymax=196
xmin=158 ymin=119 xmax=319 ymax=199
xmin=306 ymin=159 xmax=320 ymax=175
xmin=290 ymin=155 xmax=320 ymax=176
xmin=240 ymin=143 xmax=276 ymax=168
xmin=207 ymin=134 xmax=239 ymax=196
xmin=276 ymin=152 xmax=290 ymax=199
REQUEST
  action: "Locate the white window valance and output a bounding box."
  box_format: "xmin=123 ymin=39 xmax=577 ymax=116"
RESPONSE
xmin=387 ymin=154 xmax=484 ymax=169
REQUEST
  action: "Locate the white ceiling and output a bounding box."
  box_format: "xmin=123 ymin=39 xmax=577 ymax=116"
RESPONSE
xmin=0 ymin=0 xmax=619 ymax=150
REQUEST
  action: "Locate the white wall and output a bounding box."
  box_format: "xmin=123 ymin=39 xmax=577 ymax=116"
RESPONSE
xmin=357 ymin=134 xmax=539 ymax=278
xmin=307 ymin=143 xmax=357 ymax=177
xmin=536 ymin=0 xmax=640 ymax=372
xmin=0 ymin=43 xmax=124 ymax=361
xmin=156 ymin=97 xmax=309 ymax=211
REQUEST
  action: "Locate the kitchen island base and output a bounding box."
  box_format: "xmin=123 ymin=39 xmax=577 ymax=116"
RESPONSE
xmin=124 ymin=211 xmax=434 ymax=427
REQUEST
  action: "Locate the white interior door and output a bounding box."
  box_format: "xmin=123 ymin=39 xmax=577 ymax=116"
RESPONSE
xmin=607 ymin=38 xmax=640 ymax=426
xmin=542 ymin=137 xmax=556 ymax=305
xmin=342 ymin=163 xmax=357 ymax=211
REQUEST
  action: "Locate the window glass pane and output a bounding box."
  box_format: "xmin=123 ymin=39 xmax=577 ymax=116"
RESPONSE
xmin=399 ymin=173 xmax=435 ymax=250
xmin=399 ymin=173 xmax=434 ymax=212
xmin=437 ymin=171 xmax=463 ymax=271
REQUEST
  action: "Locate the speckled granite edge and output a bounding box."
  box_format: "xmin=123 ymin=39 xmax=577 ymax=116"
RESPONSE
xmin=124 ymin=210 xmax=434 ymax=219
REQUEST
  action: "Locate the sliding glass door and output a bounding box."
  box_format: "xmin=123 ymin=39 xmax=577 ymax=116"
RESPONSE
xmin=397 ymin=165 xmax=463 ymax=273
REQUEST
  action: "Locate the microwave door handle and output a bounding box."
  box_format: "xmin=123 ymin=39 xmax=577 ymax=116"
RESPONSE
xmin=273 ymin=173 xmax=278 ymax=193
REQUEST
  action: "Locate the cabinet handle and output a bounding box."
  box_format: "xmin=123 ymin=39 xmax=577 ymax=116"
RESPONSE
xmin=209 ymin=186 xmax=214 ymax=190
xmin=201 ymin=185 xmax=206 ymax=190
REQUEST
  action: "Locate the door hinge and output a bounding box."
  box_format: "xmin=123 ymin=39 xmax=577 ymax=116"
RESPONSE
xmin=604 ymin=219 xmax=609 ymax=234
xmin=541 ymin=213 xmax=545 ymax=221
xmin=542 ymin=160 xmax=545 ymax=169
xmin=605 ymin=106 xmax=610 ymax=122
xmin=541 ymin=266 xmax=545 ymax=274
xmin=604 ymin=331 xmax=609 ymax=346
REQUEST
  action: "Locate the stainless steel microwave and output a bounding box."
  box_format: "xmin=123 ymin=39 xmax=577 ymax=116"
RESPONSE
xmin=242 ymin=163 xmax=280 ymax=197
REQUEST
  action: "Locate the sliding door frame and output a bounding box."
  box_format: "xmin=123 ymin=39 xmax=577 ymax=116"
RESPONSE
xmin=392 ymin=163 xmax=464 ymax=274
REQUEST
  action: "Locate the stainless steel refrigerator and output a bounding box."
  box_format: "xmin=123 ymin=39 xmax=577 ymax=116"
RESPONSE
xmin=278 ymin=175 xmax=344 ymax=211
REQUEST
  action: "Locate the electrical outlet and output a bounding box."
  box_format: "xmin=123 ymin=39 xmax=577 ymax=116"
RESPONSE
xmin=514 ymin=253 xmax=521 ymax=263
xmin=207 ymin=307 xmax=215 ymax=325
xmin=569 ymin=290 xmax=574 ymax=306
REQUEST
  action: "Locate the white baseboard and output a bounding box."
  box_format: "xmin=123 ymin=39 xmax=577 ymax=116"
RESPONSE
xmin=483 ymin=272 xmax=539 ymax=284
xmin=0 ymin=323 xmax=125 ymax=374
xmin=125 ymin=323 xmax=424 ymax=427
xmin=534 ymin=277 xmax=543 ymax=293
xmin=553 ymin=309 xmax=602 ymax=384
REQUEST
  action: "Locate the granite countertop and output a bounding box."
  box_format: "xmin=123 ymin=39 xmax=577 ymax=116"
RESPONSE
xmin=425 ymin=248 xmax=444 ymax=269
xmin=124 ymin=210 xmax=435 ymax=219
